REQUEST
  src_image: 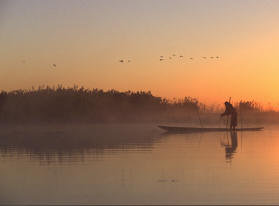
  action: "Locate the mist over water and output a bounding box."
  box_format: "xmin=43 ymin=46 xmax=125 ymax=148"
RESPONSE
xmin=0 ymin=123 xmax=279 ymax=204
xmin=2 ymin=0 xmax=279 ymax=204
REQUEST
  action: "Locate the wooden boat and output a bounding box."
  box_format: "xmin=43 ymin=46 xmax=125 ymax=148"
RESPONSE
xmin=158 ymin=125 xmax=264 ymax=133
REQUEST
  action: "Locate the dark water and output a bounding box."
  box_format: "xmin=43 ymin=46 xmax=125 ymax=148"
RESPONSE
xmin=0 ymin=124 xmax=279 ymax=205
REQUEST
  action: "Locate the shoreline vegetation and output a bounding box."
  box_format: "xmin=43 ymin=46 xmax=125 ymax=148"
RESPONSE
xmin=0 ymin=85 xmax=277 ymax=125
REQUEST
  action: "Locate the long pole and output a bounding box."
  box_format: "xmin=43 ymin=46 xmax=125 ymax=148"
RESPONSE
xmin=197 ymin=109 xmax=203 ymax=128
xmin=240 ymin=101 xmax=243 ymax=152
xmin=196 ymin=104 xmax=203 ymax=128
xmin=226 ymin=97 xmax=231 ymax=129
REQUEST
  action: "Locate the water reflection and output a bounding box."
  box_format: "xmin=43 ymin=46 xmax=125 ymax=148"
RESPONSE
xmin=220 ymin=131 xmax=238 ymax=162
xmin=0 ymin=125 xmax=243 ymax=164
xmin=1 ymin=125 xmax=278 ymax=205
xmin=0 ymin=125 xmax=163 ymax=164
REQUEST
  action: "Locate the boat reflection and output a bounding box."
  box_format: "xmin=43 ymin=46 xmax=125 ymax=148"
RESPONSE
xmin=162 ymin=129 xmax=240 ymax=162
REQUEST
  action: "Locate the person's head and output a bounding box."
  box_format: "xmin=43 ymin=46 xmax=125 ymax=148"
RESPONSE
xmin=224 ymin=101 xmax=230 ymax=107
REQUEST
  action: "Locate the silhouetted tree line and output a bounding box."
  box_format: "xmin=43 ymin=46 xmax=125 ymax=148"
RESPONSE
xmin=0 ymin=86 xmax=276 ymax=124
xmin=0 ymin=86 xmax=201 ymax=123
xmin=237 ymin=100 xmax=263 ymax=113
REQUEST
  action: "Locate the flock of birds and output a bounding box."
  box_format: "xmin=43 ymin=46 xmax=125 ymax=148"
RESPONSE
xmin=20 ymin=54 xmax=221 ymax=68
xmin=119 ymin=54 xmax=220 ymax=63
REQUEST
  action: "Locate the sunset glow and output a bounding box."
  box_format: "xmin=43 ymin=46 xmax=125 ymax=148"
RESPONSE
xmin=3 ymin=1 xmax=279 ymax=205
xmin=1 ymin=0 xmax=279 ymax=108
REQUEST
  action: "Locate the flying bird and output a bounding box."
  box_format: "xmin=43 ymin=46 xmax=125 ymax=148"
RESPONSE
xmin=202 ymin=57 xmax=207 ymax=59
xmin=172 ymin=54 xmax=176 ymax=57
xmin=179 ymin=55 xmax=183 ymax=58
xmin=160 ymin=56 xmax=164 ymax=58
xmin=119 ymin=60 xmax=124 ymax=63
xmin=127 ymin=60 xmax=131 ymax=63
xmin=210 ymin=57 xmax=214 ymax=59
xmin=160 ymin=58 xmax=164 ymax=61
xmin=189 ymin=57 xmax=193 ymax=60
xmin=49 ymin=63 xmax=56 ymax=69
xmin=216 ymin=56 xmax=220 ymax=59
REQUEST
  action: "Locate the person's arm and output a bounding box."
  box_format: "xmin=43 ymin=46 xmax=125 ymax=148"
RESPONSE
xmin=221 ymin=108 xmax=231 ymax=117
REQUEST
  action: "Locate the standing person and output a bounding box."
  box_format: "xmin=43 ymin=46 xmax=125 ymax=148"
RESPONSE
xmin=221 ymin=101 xmax=237 ymax=130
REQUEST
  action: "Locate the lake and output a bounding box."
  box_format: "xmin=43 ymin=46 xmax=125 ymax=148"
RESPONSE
xmin=0 ymin=124 xmax=278 ymax=205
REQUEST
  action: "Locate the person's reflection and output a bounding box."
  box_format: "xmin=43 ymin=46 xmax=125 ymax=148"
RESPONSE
xmin=221 ymin=131 xmax=238 ymax=161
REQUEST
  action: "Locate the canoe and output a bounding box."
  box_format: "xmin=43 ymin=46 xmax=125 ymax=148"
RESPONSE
xmin=158 ymin=125 xmax=264 ymax=133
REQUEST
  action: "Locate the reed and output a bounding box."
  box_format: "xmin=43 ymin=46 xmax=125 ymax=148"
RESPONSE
xmin=0 ymin=85 xmax=277 ymax=124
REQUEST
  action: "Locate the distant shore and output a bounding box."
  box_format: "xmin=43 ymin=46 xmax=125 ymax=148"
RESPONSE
xmin=0 ymin=85 xmax=277 ymax=124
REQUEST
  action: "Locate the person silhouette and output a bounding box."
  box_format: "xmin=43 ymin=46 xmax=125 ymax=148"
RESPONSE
xmin=221 ymin=101 xmax=238 ymax=130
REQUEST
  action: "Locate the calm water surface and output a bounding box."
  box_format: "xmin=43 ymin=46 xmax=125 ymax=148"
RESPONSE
xmin=0 ymin=124 xmax=279 ymax=204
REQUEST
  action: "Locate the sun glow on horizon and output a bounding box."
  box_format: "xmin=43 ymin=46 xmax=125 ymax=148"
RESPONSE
xmin=1 ymin=0 xmax=279 ymax=108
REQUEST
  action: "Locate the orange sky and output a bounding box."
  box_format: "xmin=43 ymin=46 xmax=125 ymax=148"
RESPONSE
xmin=1 ymin=0 xmax=279 ymax=108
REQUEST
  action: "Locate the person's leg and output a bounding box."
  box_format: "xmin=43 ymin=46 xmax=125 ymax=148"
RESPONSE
xmin=232 ymin=112 xmax=237 ymax=130
xmin=230 ymin=115 xmax=234 ymax=130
